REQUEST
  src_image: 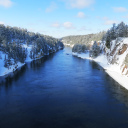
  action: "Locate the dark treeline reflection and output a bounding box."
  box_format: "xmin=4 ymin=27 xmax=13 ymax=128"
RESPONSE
xmin=89 ymin=59 xmax=128 ymax=109
xmin=30 ymin=53 xmax=54 ymax=70
xmin=0 ymin=66 xmax=27 ymax=89
xmin=0 ymin=53 xmax=55 ymax=90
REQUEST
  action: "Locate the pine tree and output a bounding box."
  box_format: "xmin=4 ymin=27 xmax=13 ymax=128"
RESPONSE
xmin=90 ymin=41 xmax=100 ymax=58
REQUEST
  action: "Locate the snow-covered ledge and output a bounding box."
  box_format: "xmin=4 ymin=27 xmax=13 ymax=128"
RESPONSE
xmin=72 ymin=52 xmax=128 ymax=90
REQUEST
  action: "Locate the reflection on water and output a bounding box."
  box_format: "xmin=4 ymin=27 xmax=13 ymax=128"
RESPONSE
xmin=105 ymin=74 xmax=128 ymax=110
xmin=30 ymin=53 xmax=54 ymax=70
xmin=89 ymin=59 xmax=128 ymax=110
xmin=0 ymin=53 xmax=55 ymax=89
xmin=0 ymin=65 xmax=26 ymax=89
xmin=0 ymin=47 xmax=128 ymax=128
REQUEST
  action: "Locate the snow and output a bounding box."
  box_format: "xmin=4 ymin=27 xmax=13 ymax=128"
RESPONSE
xmin=122 ymin=38 xmax=128 ymax=44
xmin=72 ymin=52 xmax=90 ymax=59
xmin=0 ymin=43 xmax=60 ymax=78
xmin=23 ymin=44 xmax=33 ymax=62
xmin=72 ymin=51 xmax=128 ymax=90
xmin=72 ymin=38 xmax=128 ymax=89
xmin=110 ymin=40 xmax=116 ymax=51
xmin=106 ymin=71 xmax=128 ymax=89
xmin=64 ymin=43 xmax=74 ymax=48
xmin=0 ymin=44 xmax=33 ymax=77
xmin=0 ymin=51 xmax=25 ymax=76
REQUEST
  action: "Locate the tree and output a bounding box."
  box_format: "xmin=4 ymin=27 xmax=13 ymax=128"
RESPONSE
xmin=0 ymin=23 xmax=64 ymax=64
xmin=105 ymin=30 xmax=111 ymax=48
xmin=110 ymin=23 xmax=116 ymax=40
xmin=90 ymin=41 xmax=100 ymax=58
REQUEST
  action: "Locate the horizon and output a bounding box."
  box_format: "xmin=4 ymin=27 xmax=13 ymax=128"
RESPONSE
xmin=0 ymin=0 xmax=128 ymax=38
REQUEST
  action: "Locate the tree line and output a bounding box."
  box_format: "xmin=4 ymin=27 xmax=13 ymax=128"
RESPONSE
xmin=0 ymin=24 xmax=64 ymax=68
xmin=103 ymin=22 xmax=128 ymax=48
xmin=72 ymin=22 xmax=128 ymax=58
xmin=62 ymin=31 xmax=106 ymax=47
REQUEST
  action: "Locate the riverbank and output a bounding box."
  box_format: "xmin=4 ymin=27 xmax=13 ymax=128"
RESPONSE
xmin=0 ymin=46 xmax=63 ymax=84
xmin=72 ymin=52 xmax=128 ymax=90
xmin=63 ymin=43 xmax=74 ymax=48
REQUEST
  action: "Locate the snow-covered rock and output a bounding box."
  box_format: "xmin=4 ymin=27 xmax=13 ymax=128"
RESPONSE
xmin=0 ymin=51 xmax=25 ymax=77
xmin=72 ymin=37 xmax=128 ymax=90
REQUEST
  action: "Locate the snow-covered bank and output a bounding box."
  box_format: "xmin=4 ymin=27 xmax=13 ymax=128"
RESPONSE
xmin=0 ymin=44 xmax=33 ymax=78
xmin=72 ymin=37 xmax=128 ymax=90
xmin=0 ymin=44 xmax=64 ymax=83
xmin=72 ymin=52 xmax=128 ymax=90
xmin=0 ymin=23 xmax=64 ymax=83
xmin=0 ymin=51 xmax=25 ymax=77
xmin=63 ymin=43 xmax=74 ymax=48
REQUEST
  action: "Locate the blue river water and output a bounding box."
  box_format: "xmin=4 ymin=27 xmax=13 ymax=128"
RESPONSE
xmin=0 ymin=47 xmax=128 ymax=128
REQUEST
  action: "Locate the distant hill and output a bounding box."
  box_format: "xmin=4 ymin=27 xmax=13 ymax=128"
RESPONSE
xmin=61 ymin=31 xmax=106 ymax=47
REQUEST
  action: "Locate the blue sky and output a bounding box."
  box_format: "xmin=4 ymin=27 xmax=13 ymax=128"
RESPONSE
xmin=0 ymin=0 xmax=128 ymax=38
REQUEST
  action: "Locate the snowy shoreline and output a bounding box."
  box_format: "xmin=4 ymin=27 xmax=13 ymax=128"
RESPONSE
xmin=0 ymin=54 xmax=51 ymax=83
xmin=72 ymin=52 xmax=128 ymax=90
xmin=63 ymin=43 xmax=74 ymax=48
xmin=0 ymin=62 xmax=26 ymax=83
xmin=0 ymin=47 xmax=61 ymax=84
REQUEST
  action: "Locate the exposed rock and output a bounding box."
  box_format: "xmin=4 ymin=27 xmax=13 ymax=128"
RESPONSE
xmin=118 ymin=44 xmax=128 ymax=55
xmin=126 ymin=70 xmax=128 ymax=75
xmin=110 ymin=45 xmax=118 ymax=56
xmin=122 ymin=64 xmax=127 ymax=73
xmin=124 ymin=54 xmax=128 ymax=67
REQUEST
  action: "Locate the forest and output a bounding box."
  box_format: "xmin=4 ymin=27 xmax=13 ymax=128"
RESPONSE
xmin=62 ymin=31 xmax=106 ymax=47
xmin=0 ymin=24 xmax=64 ymax=68
xmin=0 ymin=22 xmax=128 ymax=68
xmin=72 ymin=22 xmax=128 ymax=58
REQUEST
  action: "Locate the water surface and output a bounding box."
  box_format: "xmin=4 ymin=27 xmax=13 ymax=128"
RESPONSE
xmin=0 ymin=47 xmax=128 ymax=128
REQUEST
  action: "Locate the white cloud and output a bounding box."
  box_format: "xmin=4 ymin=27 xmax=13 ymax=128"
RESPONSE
xmin=102 ymin=17 xmax=118 ymax=25
xmin=103 ymin=17 xmax=108 ymax=20
xmin=0 ymin=0 xmax=13 ymax=8
xmin=113 ymin=7 xmax=127 ymax=12
xmin=51 ymin=22 xmax=61 ymax=28
xmin=51 ymin=22 xmax=75 ymax=29
xmin=63 ymin=22 xmax=75 ymax=29
xmin=78 ymin=26 xmax=92 ymax=32
xmin=77 ymin=12 xmax=85 ymax=18
xmin=79 ymin=26 xmax=86 ymax=31
xmin=45 ymin=2 xmax=57 ymax=12
xmin=27 ymin=28 xmax=36 ymax=32
xmin=105 ymin=20 xmax=117 ymax=25
xmin=123 ymin=15 xmax=128 ymax=18
xmin=63 ymin=0 xmax=94 ymax=9
xmin=0 ymin=21 xmax=4 ymax=24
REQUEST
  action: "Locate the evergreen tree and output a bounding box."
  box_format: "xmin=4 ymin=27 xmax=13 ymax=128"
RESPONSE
xmin=0 ymin=23 xmax=64 ymax=67
xmin=90 ymin=41 xmax=100 ymax=58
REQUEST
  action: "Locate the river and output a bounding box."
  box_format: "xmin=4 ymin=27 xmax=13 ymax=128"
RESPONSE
xmin=0 ymin=47 xmax=128 ymax=128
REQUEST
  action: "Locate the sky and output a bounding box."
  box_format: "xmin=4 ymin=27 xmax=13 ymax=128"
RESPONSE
xmin=0 ymin=0 xmax=128 ymax=38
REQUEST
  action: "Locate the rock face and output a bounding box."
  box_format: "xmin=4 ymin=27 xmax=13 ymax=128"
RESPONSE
xmin=122 ymin=54 xmax=128 ymax=75
xmin=103 ymin=38 xmax=128 ymax=76
xmin=125 ymin=54 xmax=128 ymax=67
xmin=71 ymin=36 xmax=128 ymax=78
xmin=118 ymin=44 xmax=128 ymax=55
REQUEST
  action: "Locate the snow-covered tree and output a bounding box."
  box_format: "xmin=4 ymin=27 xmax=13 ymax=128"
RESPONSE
xmin=90 ymin=41 xmax=100 ymax=58
xmin=116 ymin=22 xmax=127 ymax=37
xmin=0 ymin=23 xmax=64 ymax=64
xmin=103 ymin=22 xmax=128 ymax=48
xmin=72 ymin=44 xmax=87 ymax=53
